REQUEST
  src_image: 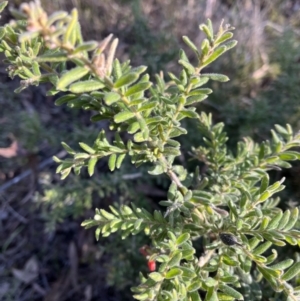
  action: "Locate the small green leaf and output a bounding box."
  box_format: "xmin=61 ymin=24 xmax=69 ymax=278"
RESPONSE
xmin=201 ymin=73 xmax=229 ymax=82
xmin=61 ymin=142 xmax=76 ymax=154
xmin=188 ymin=291 xmax=202 ymax=301
xmin=176 ymin=233 xmax=190 ymax=246
xmin=223 ymin=40 xmax=238 ymax=50
xmin=116 ymin=153 xmax=126 ymax=169
xmin=149 ymin=272 xmax=164 ymax=282
xmin=169 ymin=126 xmax=187 ymax=138
xmin=55 ymin=94 xmax=77 ymax=106
xmin=179 ymin=266 xmax=197 ymax=279
xmin=253 ymin=241 xmax=272 ymax=255
xmin=269 ymin=259 xmax=294 ymax=271
xmin=258 ymin=191 xmax=270 ymax=202
xmin=205 ymin=277 xmax=218 ymax=287
xmin=73 ymin=41 xmax=98 ymax=53
xmin=200 ymin=23 xmax=213 ymax=41
xmin=188 ymin=88 xmax=213 ymax=96
xmin=179 ymin=109 xmax=199 ymax=118
xmin=281 ymin=262 xmax=300 ymax=281
xmin=0 ymin=27 xmax=6 ymax=40
xmin=252 ymin=254 xmax=267 ymax=263
xmin=137 ymin=101 xmax=156 ymax=112
xmin=186 ymin=94 xmax=208 ymax=105
xmin=0 ymin=1 xmax=8 ymax=13
xmin=69 ymin=80 xmax=105 ymax=93
xmin=284 ymin=208 xmax=299 ymax=230
xmin=205 ymin=287 xmax=219 ymax=301
xmin=165 ymin=267 xmax=183 ymax=279
xmin=148 ymin=164 xmax=164 ymax=175
xmin=163 ymin=147 xmax=181 ymax=156
xmin=181 ymin=248 xmax=195 ymax=259
xmin=267 ymin=211 xmax=283 ymax=230
xmin=178 ymin=59 xmax=195 ymax=74
xmin=132 ymin=293 xmax=149 ymax=300
xmin=182 ymin=36 xmax=199 ymax=54
xmin=100 ymin=209 xmax=115 ymax=220
xmin=95 ymin=227 xmax=101 ymax=241
xmin=168 ymin=250 xmax=182 ymax=267
xmin=202 ymin=46 xmax=227 ymax=67
xmin=260 ymin=174 xmax=269 ymax=193
xmin=215 ymin=32 xmax=234 ymax=45
xmin=219 ymin=285 xmax=243 ymax=300
xmin=114 ymin=111 xmax=135 ymax=123
xmin=114 ymin=72 xmax=139 ymax=88
xmin=279 ymin=152 xmax=298 ymax=161
xmin=63 ymin=8 xmax=78 ymax=45
xmin=88 ymin=157 xmax=97 ymax=176
xmin=133 ymin=219 xmax=143 ymax=231
xmin=36 ymin=52 xmax=67 ymax=62
xmin=277 ymin=210 xmax=291 ymax=229
xmin=222 ymin=255 xmax=239 ymax=267
xmin=187 ymin=279 xmax=202 ymax=292
xmin=78 ymin=142 xmax=95 ymax=154
xmin=220 ymin=276 xmax=239 ymax=283
xmin=125 ymin=82 xmax=152 ymax=97
xmin=259 ymin=216 xmax=270 ymax=231
xmin=57 ymin=67 xmax=89 ymax=90
xmin=108 ymin=154 xmax=117 ymax=171
xmin=104 ymin=92 xmax=121 ymax=105
xmin=217 ymin=293 xmax=235 ymax=301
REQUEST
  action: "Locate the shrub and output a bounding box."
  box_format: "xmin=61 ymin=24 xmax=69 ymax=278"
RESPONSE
xmin=1 ymin=1 xmax=300 ymax=300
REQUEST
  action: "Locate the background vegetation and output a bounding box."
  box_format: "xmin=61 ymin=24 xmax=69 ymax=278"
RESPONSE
xmin=0 ymin=0 xmax=300 ymax=300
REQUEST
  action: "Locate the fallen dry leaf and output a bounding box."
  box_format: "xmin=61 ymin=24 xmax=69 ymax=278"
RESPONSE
xmin=0 ymin=140 xmax=18 ymax=158
xmin=12 ymin=256 xmax=39 ymax=284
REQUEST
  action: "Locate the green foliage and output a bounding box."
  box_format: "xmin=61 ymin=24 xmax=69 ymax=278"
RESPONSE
xmin=1 ymin=1 xmax=300 ymax=300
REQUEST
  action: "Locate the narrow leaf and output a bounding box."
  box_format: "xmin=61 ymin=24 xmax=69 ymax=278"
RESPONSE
xmin=215 ymin=32 xmax=234 ymax=45
xmin=187 ymin=279 xmax=202 ymax=292
xmin=55 ymin=94 xmax=77 ymax=106
xmin=104 ymin=92 xmax=121 ymax=105
xmin=88 ymin=157 xmax=97 ymax=176
xmin=116 ymin=153 xmax=126 ymax=169
xmin=149 ymin=272 xmax=164 ymax=282
xmin=269 ymin=259 xmax=294 ymax=271
xmin=73 ymin=41 xmax=98 ymax=53
xmin=108 ymin=154 xmax=117 ymax=171
xmin=253 ymin=241 xmax=272 ymax=255
xmin=125 ymin=82 xmax=152 ymax=97
xmin=165 ymin=267 xmax=182 ymax=279
xmin=201 ymin=73 xmax=229 ymax=82
xmin=284 ymin=208 xmax=299 ymax=230
xmin=114 ymin=72 xmax=139 ymax=88
xmin=219 ymin=284 xmax=243 ymax=300
xmin=176 ymin=233 xmax=190 ymax=246
xmin=79 ymin=142 xmax=95 ymax=154
xmin=69 ymin=80 xmax=105 ymax=93
xmin=205 ymin=287 xmax=219 ymax=301
xmin=202 ymin=46 xmax=227 ymax=67
xmin=182 ymin=36 xmax=199 ymax=54
xmin=282 ymin=262 xmax=300 ymax=281
xmin=168 ymin=251 xmax=182 ymax=267
xmin=36 ymin=52 xmax=67 ymax=62
xmin=114 ymin=111 xmax=135 ymax=123
xmin=57 ymin=67 xmax=89 ymax=90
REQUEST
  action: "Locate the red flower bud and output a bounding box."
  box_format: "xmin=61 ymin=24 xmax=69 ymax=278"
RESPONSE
xmin=147 ymin=260 xmax=156 ymax=272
